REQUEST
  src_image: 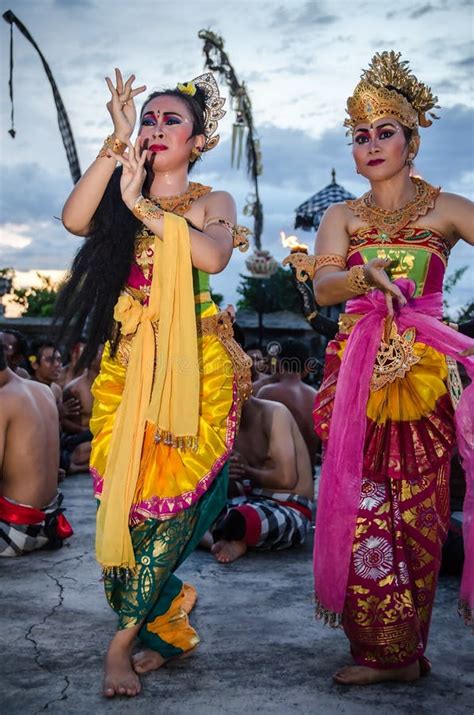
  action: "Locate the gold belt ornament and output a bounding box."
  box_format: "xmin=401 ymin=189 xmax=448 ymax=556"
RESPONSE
xmin=370 ymin=322 xmax=420 ymax=392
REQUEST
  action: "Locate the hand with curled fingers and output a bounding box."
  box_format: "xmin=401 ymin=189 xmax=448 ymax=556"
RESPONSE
xmin=364 ymin=257 xmax=407 ymax=317
xmin=114 ymin=138 xmax=148 ymax=210
xmin=105 ymin=68 xmax=146 ymax=145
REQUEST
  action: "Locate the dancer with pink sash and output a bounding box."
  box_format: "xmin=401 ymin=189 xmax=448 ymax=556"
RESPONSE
xmin=311 ymin=51 xmax=474 ymax=684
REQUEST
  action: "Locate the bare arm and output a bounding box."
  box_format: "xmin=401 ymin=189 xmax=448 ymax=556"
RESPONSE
xmin=116 ymin=142 xmax=235 ymax=274
xmin=313 ymin=203 xmax=407 ymax=314
xmin=441 ymin=193 xmax=474 ymax=246
xmin=62 ymin=69 xmax=146 ymax=236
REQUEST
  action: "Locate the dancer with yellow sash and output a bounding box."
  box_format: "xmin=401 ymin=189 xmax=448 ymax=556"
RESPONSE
xmin=307 ymin=52 xmax=474 ymax=685
xmin=59 ymin=68 xmax=251 ymax=697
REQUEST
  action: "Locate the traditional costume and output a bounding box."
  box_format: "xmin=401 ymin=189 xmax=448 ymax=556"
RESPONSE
xmin=0 ymin=492 xmax=73 ymax=557
xmin=311 ymin=52 xmax=474 ymax=669
xmin=214 ymin=488 xmax=313 ymax=550
xmin=89 ymin=73 xmax=252 ymax=658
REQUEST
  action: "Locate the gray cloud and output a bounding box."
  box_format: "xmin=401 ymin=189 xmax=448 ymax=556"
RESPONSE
xmin=410 ymin=3 xmax=436 ymax=19
xmin=270 ymin=1 xmax=339 ymax=30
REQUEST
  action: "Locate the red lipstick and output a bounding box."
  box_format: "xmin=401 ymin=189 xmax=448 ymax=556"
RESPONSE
xmin=148 ymin=144 xmax=168 ymax=152
xmin=367 ymin=159 xmax=385 ymax=166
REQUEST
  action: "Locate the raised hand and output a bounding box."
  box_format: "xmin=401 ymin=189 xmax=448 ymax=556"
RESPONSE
xmin=364 ymin=257 xmax=407 ymax=316
xmin=114 ymin=138 xmax=148 ymax=209
xmin=105 ymin=68 xmax=146 ymax=143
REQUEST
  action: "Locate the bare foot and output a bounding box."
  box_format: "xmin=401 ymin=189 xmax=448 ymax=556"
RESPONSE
xmin=333 ymin=661 xmax=420 ymax=685
xmin=199 ymin=530 xmax=214 ymax=550
xmin=132 ymin=646 xmax=196 ymax=674
xmin=132 ymin=649 xmax=166 ymax=674
xmin=211 ymin=539 xmax=247 ymax=563
xmin=103 ymin=631 xmax=141 ymax=697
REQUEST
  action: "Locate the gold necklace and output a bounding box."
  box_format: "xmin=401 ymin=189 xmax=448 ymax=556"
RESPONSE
xmin=148 ymin=182 xmax=212 ymax=216
xmin=347 ymin=177 xmax=440 ymax=239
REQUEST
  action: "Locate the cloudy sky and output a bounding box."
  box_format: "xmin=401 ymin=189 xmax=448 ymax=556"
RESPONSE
xmin=0 ymin=0 xmax=473 ymax=314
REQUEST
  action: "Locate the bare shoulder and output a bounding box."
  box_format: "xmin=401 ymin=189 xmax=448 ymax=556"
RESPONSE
xmin=437 ymin=191 xmax=473 ymax=211
xmin=257 ymin=397 xmax=293 ymax=422
xmin=322 ymin=201 xmax=352 ymax=222
xmin=203 ymin=190 xmax=236 ymax=214
xmin=315 ymin=202 xmax=351 ymax=255
xmin=25 ymin=379 xmax=57 ymax=406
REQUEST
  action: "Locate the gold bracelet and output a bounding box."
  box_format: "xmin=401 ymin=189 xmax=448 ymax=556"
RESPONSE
xmin=346 ymin=265 xmax=373 ymax=294
xmin=132 ymin=196 xmax=164 ymax=222
xmin=97 ymin=134 xmax=128 ymax=159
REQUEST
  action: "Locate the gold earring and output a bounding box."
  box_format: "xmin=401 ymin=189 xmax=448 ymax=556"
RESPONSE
xmin=190 ymin=147 xmax=201 ymax=163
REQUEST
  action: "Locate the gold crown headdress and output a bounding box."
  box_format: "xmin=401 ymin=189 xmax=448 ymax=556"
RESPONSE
xmin=344 ymin=51 xmax=439 ymax=132
xmin=176 ymin=72 xmax=226 ymax=152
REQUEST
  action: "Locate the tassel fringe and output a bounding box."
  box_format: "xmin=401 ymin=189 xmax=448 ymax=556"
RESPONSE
xmin=154 ymin=429 xmax=199 ymax=451
xmin=101 ymin=565 xmax=138 ymax=582
xmin=458 ymin=600 xmax=474 ymax=633
xmin=314 ymin=598 xmax=343 ymax=628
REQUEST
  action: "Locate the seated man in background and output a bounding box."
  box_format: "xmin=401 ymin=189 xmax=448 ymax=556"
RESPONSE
xmin=61 ymin=344 xmax=103 ymax=474
xmin=56 ymin=337 xmax=87 ymax=389
xmin=0 ymin=341 xmax=73 ymax=556
xmin=258 ymin=337 xmax=320 ymax=469
xmin=28 ymin=338 xmax=81 ymax=425
xmin=0 ymin=329 xmax=30 ymax=378
xmin=247 ymin=342 xmax=277 ymax=395
xmin=209 ymin=391 xmax=314 ymax=564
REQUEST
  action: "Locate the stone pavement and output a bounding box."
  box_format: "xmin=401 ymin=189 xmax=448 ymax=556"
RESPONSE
xmin=1 ymin=474 xmax=473 ymax=715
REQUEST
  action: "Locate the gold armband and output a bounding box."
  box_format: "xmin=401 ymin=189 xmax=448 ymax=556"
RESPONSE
xmin=203 ymin=217 xmax=252 ymax=253
xmin=97 ymin=134 xmax=127 ymax=159
xmin=314 ymin=254 xmax=346 ymax=274
xmin=132 ymin=196 xmax=165 ymax=222
xmin=346 ymin=264 xmax=373 ymax=294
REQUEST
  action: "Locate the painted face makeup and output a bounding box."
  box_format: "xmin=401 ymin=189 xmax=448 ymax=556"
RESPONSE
xmin=352 ymin=118 xmax=408 ymax=179
xmin=138 ymin=96 xmax=198 ymax=168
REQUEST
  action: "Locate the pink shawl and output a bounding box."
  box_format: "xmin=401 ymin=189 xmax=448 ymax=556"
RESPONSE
xmin=313 ymin=278 xmax=474 ymax=628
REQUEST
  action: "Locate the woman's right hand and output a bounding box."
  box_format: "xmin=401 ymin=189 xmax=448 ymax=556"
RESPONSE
xmin=364 ymin=257 xmax=407 ymax=316
xmin=105 ymin=68 xmax=147 ymax=142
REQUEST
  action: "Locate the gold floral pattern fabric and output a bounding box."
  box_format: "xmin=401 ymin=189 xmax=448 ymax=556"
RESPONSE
xmin=343 ymin=465 xmax=450 ymax=667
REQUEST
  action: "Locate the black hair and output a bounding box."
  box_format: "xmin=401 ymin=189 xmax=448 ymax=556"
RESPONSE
xmin=0 ymin=340 xmax=6 ymax=371
xmin=1 ymin=328 xmax=28 ymax=357
xmin=54 ymin=87 xmax=207 ymax=371
xmin=232 ymin=323 xmax=246 ymax=350
xmin=278 ymin=338 xmax=310 ymax=373
xmin=27 ymin=339 xmax=59 ymax=376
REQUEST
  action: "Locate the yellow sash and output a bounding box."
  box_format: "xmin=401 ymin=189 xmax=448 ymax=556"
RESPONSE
xmin=96 ymin=212 xmax=199 ymax=572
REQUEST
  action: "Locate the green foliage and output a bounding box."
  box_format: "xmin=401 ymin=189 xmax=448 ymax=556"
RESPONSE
xmin=236 ymin=267 xmax=301 ymax=313
xmin=12 ymin=273 xmax=58 ymax=317
xmin=0 ymin=267 xmax=15 ymax=281
xmin=210 ymin=288 xmax=224 ymax=307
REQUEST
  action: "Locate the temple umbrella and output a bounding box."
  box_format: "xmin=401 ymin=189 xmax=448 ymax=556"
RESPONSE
xmin=294 ymin=169 xmax=355 ymax=232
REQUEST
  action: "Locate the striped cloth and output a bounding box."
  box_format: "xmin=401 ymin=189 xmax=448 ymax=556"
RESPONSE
xmin=216 ymin=488 xmax=313 ymax=550
xmin=0 ymin=492 xmax=70 ymax=557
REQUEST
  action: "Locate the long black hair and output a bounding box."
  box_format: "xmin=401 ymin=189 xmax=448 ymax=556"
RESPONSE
xmin=54 ymin=87 xmax=206 ymax=371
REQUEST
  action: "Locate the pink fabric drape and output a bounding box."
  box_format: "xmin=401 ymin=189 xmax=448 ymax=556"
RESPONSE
xmin=313 ymin=278 xmax=474 ymax=627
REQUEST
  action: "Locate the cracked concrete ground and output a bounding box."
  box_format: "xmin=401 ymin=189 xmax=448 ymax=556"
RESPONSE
xmin=1 ymin=474 xmax=473 ymax=714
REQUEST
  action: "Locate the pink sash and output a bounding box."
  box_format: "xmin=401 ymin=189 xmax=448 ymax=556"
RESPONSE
xmin=313 ymin=278 xmax=474 ymax=627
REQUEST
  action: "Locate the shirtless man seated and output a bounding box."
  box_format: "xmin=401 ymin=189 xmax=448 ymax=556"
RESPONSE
xmin=209 ymin=393 xmax=314 ymax=563
xmin=0 ymin=329 xmax=30 ymax=378
xmin=61 ymin=345 xmax=103 ymax=474
xmin=258 ymin=338 xmax=320 ymax=469
xmin=0 ymin=341 xmax=73 ymax=556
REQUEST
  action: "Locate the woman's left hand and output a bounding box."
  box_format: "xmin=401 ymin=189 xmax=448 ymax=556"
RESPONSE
xmin=115 ymin=138 xmax=148 ymax=210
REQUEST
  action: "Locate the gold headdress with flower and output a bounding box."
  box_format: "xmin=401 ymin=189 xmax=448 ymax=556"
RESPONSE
xmin=344 ymin=51 xmax=439 ymax=131
xmin=176 ymin=72 xmax=226 ymax=151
